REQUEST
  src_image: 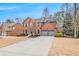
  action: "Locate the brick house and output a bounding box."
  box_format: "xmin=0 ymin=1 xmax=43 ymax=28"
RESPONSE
xmin=7 ymin=23 xmax=24 ymax=36
xmin=23 ymin=17 xmax=57 ymax=36
xmin=23 ymin=17 xmax=41 ymax=36
xmin=1 ymin=17 xmax=57 ymax=36
xmin=1 ymin=19 xmax=24 ymax=36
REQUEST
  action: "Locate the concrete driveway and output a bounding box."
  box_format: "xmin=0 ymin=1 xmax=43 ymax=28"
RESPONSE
xmin=0 ymin=36 xmax=53 ymax=56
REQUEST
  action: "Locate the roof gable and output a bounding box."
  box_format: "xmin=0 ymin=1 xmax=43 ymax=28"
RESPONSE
xmin=23 ymin=17 xmax=35 ymax=24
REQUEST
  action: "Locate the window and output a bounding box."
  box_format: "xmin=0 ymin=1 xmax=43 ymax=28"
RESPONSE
xmin=26 ymin=24 xmax=27 ymax=27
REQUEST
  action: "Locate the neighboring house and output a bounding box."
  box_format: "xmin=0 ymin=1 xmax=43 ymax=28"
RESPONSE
xmin=1 ymin=19 xmax=24 ymax=36
xmin=0 ymin=26 xmax=2 ymax=35
xmin=7 ymin=23 xmax=24 ymax=36
xmin=2 ymin=20 xmax=15 ymax=36
xmin=41 ymin=22 xmax=56 ymax=36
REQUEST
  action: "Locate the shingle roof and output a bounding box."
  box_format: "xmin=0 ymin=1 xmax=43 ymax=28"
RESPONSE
xmin=23 ymin=17 xmax=35 ymax=24
xmin=41 ymin=22 xmax=56 ymax=31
